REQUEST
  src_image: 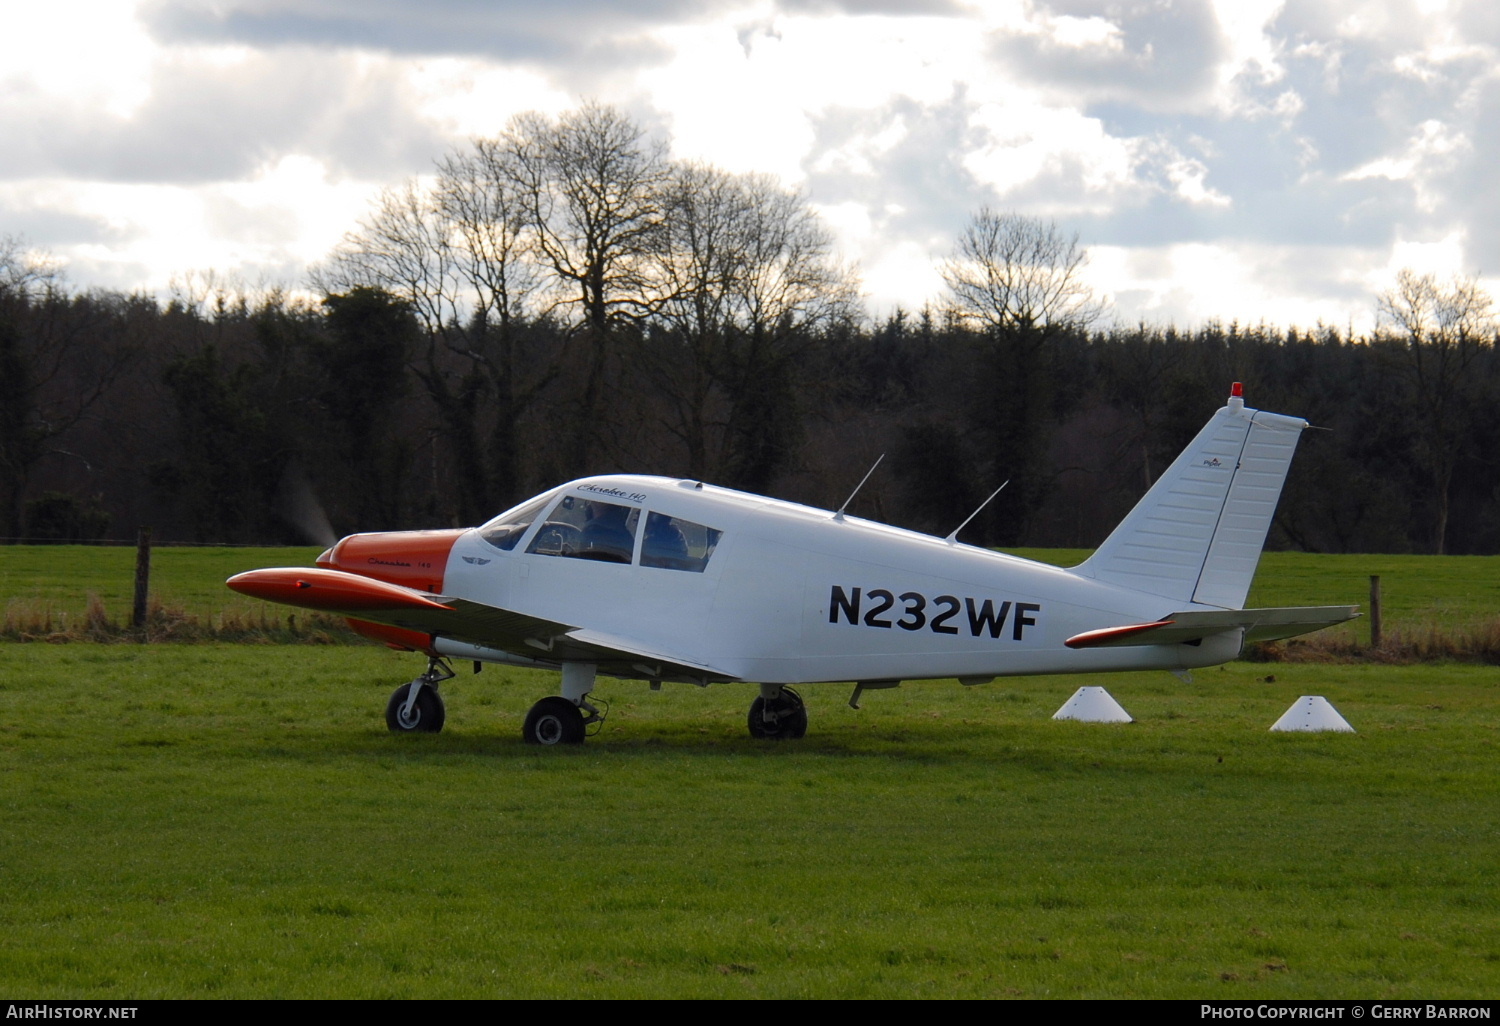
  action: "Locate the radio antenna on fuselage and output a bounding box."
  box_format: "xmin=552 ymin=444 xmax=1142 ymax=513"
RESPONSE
xmin=945 ymin=481 xmax=1009 ymax=544
xmin=833 ymin=454 xmax=885 ymax=522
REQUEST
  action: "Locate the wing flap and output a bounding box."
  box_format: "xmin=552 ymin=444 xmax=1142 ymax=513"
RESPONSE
xmin=1065 ymin=605 xmax=1359 ymax=649
xmin=561 ymin=628 xmax=738 ymax=682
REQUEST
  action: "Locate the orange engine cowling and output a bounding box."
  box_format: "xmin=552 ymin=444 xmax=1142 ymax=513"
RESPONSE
xmin=316 ymin=528 xmax=467 ymax=655
xmin=317 ymin=529 xmax=467 ymax=593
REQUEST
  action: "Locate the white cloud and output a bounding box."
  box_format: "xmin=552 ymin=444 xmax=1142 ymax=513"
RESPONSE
xmin=1383 ymin=230 xmax=1469 ymax=278
xmin=1089 ymin=241 xmax=1390 ymax=331
xmin=1 ymin=157 xmax=380 ymax=293
xmin=963 ymin=101 xmax=1142 ymax=211
xmin=0 ymin=1 xmax=156 ymax=118
xmin=859 ymin=238 xmax=946 ymax=317
xmin=407 ymin=60 xmax=575 ymax=139
xmin=1164 ymin=155 xmax=1232 ymax=208
xmin=642 ymin=6 xmax=981 ymax=182
xmin=1343 ymin=118 xmax=1470 ymax=211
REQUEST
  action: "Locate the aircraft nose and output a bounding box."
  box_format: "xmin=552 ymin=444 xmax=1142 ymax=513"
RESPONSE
xmin=318 ymin=529 xmax=467 ymax=593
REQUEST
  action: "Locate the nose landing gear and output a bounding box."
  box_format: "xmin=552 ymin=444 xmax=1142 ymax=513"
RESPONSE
xmin=385 ymin=657 xmax=454 ymax=733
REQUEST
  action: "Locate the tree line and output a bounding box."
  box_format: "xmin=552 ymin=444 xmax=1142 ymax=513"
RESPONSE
xmin=2 ymin=104 xmax=1497 ymax=555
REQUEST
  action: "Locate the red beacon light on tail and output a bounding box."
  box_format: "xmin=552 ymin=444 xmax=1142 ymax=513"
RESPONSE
xmin=1229 ymin=381 xmax=1245 ymax=409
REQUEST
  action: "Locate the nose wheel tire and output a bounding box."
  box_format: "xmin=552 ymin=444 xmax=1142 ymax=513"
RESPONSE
xmin=524 ymin=696 xmax=586 ymax=745
xmin=748 ymin=686 xmax=807 ymax=740
xmin=386 ymin=682 xmax=446 ymax=733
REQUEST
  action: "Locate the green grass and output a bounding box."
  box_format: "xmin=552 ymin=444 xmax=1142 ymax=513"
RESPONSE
xmin=2 ymin=644 xmax=1498 ymax=998
xmin=0 ymin=545 xmax=323 ymax=624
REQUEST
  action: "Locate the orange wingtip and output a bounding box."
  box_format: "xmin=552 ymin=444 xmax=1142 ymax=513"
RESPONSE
xmin=1064 ymin=620 xmax=1174 ymax=649
xmin=226 ymin=567 xmax=452 ymax=613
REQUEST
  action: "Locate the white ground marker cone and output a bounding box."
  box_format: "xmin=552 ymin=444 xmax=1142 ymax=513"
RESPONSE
xmin=1269 ymin=695 xmax=1355 ymax=733
xmin=1053 ymin=686 xmax=1133 ymax=723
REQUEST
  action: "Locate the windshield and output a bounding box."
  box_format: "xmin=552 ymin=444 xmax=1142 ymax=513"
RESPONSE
xmin=478 ymin=492 xmax=555 ymax=551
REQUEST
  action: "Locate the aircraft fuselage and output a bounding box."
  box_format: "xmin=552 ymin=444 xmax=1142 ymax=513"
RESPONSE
xmin=408 ymin=475 xmax=1243 ymax=685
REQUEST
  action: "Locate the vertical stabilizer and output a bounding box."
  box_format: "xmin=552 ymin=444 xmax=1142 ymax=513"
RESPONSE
xmin=1071 ymin=386 xmax=1307 ymax=609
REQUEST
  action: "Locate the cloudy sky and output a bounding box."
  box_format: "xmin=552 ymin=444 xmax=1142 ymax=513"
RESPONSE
xmin=3 ymin=0 xmax=1495 ymax=329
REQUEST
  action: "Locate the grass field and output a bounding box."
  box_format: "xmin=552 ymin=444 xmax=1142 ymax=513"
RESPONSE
xmin=2 ymin=545 xmax=1498 ymax=997
xmin=1 ymin=644 xmax=1497 ymax=998
xmin=0 ymin=545 xmax=324 ymax=636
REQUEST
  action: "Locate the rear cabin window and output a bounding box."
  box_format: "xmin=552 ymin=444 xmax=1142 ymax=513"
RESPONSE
xmin=526 ymin=495 xmax=640 ymax=564
xmin=641 ymin=512 xmax=722 ymax=573
xmin=479 ymin=493 xmax=553 ymax=551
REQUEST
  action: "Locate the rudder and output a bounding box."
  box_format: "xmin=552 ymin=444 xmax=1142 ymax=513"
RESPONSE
xmin=1071 ymin=386 xmax=1307 ymax=609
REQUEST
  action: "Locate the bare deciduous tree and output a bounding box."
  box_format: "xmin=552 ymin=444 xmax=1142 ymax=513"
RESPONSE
xmin=942 ymin=210 xmax=1105 ymax=334
xmin=645 ymin=165 xmax=858 ymax=486
xmin=0 ymin=235 xmax=60 ymax=298
xmin=316 ymin=181 xmax=458 ymax=338
xmin=435 ymin=139 xmax=538 ymax=339
xmin=1377 ymin=268 xmax=1497 ymax=553
xmin=643 ymin=162 xmax=747 ymax=476
xmin=315 ymin=141 xmax=547 ymax=519
xmin=1 ymin=238 xmax=134 ymax=539
xmin=502 ymin=102 xmax=671 ymax=471
xmin=939 ymin=211 xmax=1107 ymax=544
xmin=316 ymin=103 xmax=858 ymax=494
xmin=505 ymin=102 xmax=670 ymax=332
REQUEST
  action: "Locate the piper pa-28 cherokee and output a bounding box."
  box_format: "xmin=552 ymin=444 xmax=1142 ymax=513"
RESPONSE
xmin=228 ymin=384 xmax=1357 ymax=745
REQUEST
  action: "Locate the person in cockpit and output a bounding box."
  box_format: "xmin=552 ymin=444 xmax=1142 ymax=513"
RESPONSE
xmin=580 ymin=501 xmax=634 ymax=563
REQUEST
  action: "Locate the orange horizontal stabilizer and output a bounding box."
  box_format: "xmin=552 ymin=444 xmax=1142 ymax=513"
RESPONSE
xmin=1064 ymin=620 xmax=1175 ymax=649
xmin=226 ymin=567 xmax=453 ymax=614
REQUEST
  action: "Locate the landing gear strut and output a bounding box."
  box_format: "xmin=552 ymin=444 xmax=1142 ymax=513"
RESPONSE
xmin=748 ymin=685 xmax=807 ymax=740
xmin=386 ymin=657 xmax=453 ymax=733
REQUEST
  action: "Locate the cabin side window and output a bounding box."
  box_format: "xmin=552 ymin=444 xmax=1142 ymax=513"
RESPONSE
xmin=479 ymin=493 xmax=553 ymax=551
xmin=526 ymin=495 xmax=640 ymax=564
xmin=641 ymin=512 xmax=722 ymax=572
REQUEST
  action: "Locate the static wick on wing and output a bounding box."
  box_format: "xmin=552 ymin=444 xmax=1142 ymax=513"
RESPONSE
xmin=945 ymin=481 xmax=1009 ymax=544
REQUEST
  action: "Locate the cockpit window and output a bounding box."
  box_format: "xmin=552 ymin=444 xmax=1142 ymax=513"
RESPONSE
xmin=479 ymin=493 xmax=554 ymax=551
xmin=641 ymin=512 xmax=722 ymax=572
xmin=526 ymin=495 xmax=640 ymax=564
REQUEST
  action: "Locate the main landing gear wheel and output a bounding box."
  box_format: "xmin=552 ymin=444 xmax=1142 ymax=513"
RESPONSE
xmin=748 ymin=686 xmax=807 ymax=740
xmin=386 ymin=681 xmax=446 ymax=733
xmin=523 ymin=696 xmax=586 ymax=746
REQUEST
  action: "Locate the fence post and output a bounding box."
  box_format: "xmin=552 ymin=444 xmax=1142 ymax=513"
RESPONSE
xmin=1369 ymin=574 xmax=1382 ymax=650
xmin=132 ymin=527 xmax=151 ymax=638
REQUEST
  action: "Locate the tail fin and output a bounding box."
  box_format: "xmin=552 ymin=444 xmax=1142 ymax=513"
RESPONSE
xmin=1071 ymin=385 xmax=1307 ymax=609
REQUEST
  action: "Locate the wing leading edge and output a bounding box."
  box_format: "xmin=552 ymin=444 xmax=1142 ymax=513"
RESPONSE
xmin=225 ymin=567 xmax=739 ymax=684
xmin=1064 ymin=605 xmax=1360 ymax=649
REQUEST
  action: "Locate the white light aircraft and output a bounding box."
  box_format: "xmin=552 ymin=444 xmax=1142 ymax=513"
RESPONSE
xmin=228 ymin=385 xmax=1357 ymax=744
